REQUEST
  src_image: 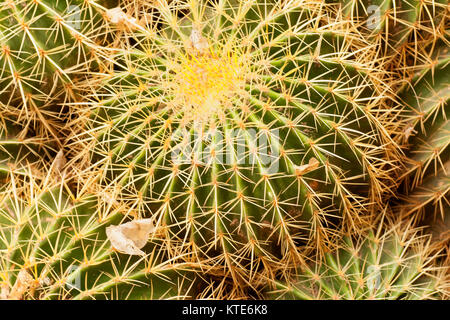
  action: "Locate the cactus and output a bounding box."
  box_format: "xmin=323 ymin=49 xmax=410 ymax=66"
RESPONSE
xmin=0 ymin=0 xmax=118 ymax=140
xmin=72 ymin=0 xmax=401 ymax=285
xmin=392 ymin=37 xmax=449 ymax=279
xmin=0 ymin=118 xmax=206 ymax=300
xmin=265 ymin=219 xmax=448 ymax=300
xmin=396 ymin=38 xmax=449 ymax=225
xmin=0 ymin=118 xmax=45 ymax=182
xmin=0 ymin=166 xmax=206 ymax=300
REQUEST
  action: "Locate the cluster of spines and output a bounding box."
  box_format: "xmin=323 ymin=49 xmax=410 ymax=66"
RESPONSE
xmin=0 ymin=159 xmax=210 ymax=300
xmin=392 ymin=37 xmax=449 ymax=271
xmin=327 ymin=1 xmax=448 ymax=43
xmin=326 ymin=0 xmax=448 ymax=79
xmin=0 ymin=0 xmax=119 ymax=141
xmin=265 ymin=218 xmax=448 ymax=300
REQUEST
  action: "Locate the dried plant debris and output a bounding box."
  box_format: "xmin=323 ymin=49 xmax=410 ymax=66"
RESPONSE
xmin=106 ymin=219 xmax=156 ymax=256
xmin=7 ymin=270 xmax=35 ymax=300
xmin=294 ymin=158 xmax=320 ymax=176
xmin=189 ymin=28 xmax=210 ymax=54
xmin=106 ymin=7 xmax=139 ymax=29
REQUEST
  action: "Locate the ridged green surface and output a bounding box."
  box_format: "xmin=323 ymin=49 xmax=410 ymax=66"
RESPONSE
xmin=0 ymin=0 xmax=114 ymax=123
xmin=398 ymin=40 xmax=449 ymax=220
xmin=0 ymin=119 xmax=42 ymax=181
xmin=78 ymin=0 xmax=399 ymax=282
xmin=0 ymin=184 xmax=201 ymax=300
xmin=0 ymin=120 xmax=201 ymax=300
xmin=265 ymin=227 xmax=444 ymax=299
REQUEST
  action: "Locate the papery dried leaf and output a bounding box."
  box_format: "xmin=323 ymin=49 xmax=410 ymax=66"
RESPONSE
xmin=403 ymin=125 xmax=417 ymax=140
xmin=190 ymin=28 xmax=209 ymax=53
xmin=294 ymin=157 xmax=320 ymax=176
xmin=53 ymin=149 xmax=67 ymax=173
xmin=106 ymin=219 xmax=155 ymax=256
xmin=106 ymin=7 xmax=138 ymax=28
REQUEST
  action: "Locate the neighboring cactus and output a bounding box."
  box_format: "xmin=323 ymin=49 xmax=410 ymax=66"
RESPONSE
xmin=0 ymin=118 xmax=45 ymax=182
xmin=425 ymin=206 xmax=449 ymax=288
xmin=74 ymin=0 xmax=401 ymax=284
xmin=0 ymin=0 xmax=117 ymax=140
xmin=396 ymin=39 xmax=449 ymax=224
xmin=391 ymin=38 xmax=449 ymax=281
xmin=265 ymin=220 xmax=448 ymax=300
xmin=0 ymin=169 xmax=204 ymax=300
xmin=0 ymin=118 xmax=205 ymax=300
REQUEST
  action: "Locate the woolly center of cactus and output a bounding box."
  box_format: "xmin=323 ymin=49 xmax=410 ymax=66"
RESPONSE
xmin=173 ymin=49 xmax=245 ymax=122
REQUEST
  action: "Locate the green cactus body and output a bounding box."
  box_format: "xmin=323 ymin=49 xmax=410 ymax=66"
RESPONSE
xmin=0 ymin=120 xmax=203 ymax=300
xmin=265 ymin=225 xmax=445 ymax=299
xmin=0 ymin=179 xmax=202 ymax=300
xmin=77 ymin=0 xmax=400 ymax=282
xmin=398 ymin=39 xmax=449 ymax=221
xmin=0 ymin=119 xmax=43 ymax=182
xmin=0 ymin=0 xmax=116 ymax=135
